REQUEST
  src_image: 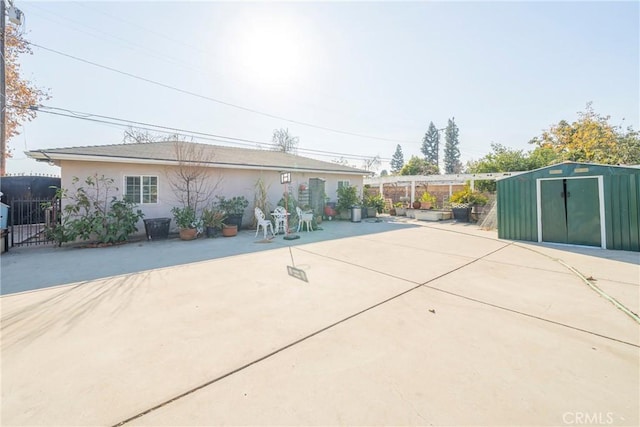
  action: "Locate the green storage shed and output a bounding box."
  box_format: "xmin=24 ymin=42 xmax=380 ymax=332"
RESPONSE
xmin=497 ymin=162 xmax=640 ymax=251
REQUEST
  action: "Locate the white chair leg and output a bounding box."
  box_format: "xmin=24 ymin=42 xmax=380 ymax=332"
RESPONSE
xmin=255 ymin=226 xmax=259 ymax=238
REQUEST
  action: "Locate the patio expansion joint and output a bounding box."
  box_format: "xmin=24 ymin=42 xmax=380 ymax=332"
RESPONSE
xmin=111 ymin=241 xmax=513 ymax=426
xmin=112 ymin=241 xmax=639 ymax=426
xmin=512 ymin=243 xmax=640 ymax=324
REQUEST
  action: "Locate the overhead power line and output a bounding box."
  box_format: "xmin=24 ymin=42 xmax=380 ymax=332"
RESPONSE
xmin=27 ymin=41 xmax=415 ymax=145
xmin=12 ymin=104 xmax=390 ymax=162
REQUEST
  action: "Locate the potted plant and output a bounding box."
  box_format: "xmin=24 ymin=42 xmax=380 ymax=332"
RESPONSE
xmin=215 ymin=196 xmax=249 ymax=230
xmin=222 ymin=223 xmax=238 ymax=237
xmin=336 ymin=185 xmax=359 ymax=220
xmin=363 ymin=193 xmax=385 ymax=218
xmin=449 ymin=186 xmax=488 ymax=222
xmin=201 ymin=207 xmax=226 ymax=238
xmin=171 ymin=206 xmax=202 ymax=240
xmin=419 ymin=192 xmax=437 ymax=210
xmin=395 ymin=202 xmax=407 ymax=216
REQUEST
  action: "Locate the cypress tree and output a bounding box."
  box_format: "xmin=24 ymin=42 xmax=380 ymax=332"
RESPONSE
xmin=421 ymin=122 xmax=440 ymax=172
xmin=390 ymin=144 xmax=404 ymax=173
xmin=444 ymin=117 xmax=462 ymax=174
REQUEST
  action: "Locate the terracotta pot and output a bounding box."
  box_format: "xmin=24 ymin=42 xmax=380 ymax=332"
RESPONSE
xmin=420 ymin=202 xmax=432 ymax=210
xmin=179 ymin=228 xmax=198 ymax=240
xmin=412 ymin=201 xmax=421 ymax=209
xmin=222 ymin=224 xmax=238 ymax=237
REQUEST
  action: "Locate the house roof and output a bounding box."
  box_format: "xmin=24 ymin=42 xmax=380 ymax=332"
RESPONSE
xmin=26 ymin=141 xmax=369 ymax=175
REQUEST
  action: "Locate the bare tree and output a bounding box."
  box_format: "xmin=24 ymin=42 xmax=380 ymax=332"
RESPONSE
xmin=166 ymin=141 xmax=222 ymax=213
xmin=332 ymin=157 xmax=351 ymax=166
xmin=123 ymin=126 xmax=188 ymax=144
xmin=362 ymin=155 xmax=381 ymax=172
xmin=271 ymin=128 xmax=299 ymax=154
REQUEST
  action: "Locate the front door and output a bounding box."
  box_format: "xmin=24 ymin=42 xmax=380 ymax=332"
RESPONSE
xmin=540 ymin=178 xmax=601 ymax=247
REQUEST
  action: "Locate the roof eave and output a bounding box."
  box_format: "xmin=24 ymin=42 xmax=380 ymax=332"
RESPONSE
xmin=25 ymin=151 xmax=367 ymax=176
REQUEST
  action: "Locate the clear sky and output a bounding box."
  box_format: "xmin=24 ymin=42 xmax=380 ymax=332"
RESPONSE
xmin=6 ymin=0 xmax=640 ymax=176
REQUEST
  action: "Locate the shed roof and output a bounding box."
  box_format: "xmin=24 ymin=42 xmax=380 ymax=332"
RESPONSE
xmin=497 ymin=162 xmax=640 ymax=181
xmin=26 ymin=141 xmax=369 ymax=175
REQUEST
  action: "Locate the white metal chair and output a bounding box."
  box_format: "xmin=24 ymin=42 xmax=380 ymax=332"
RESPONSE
xmin=254 ymin=207 xmax=275 ymax=239
xmin=273 ymin=206 xmax=288 ymax=234
xmin=296 ymin=207 xmax=314 ymax=232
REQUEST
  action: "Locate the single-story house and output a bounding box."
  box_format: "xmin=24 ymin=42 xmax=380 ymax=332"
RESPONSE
xmin=26 ymin=141 xmax=369 ymax=231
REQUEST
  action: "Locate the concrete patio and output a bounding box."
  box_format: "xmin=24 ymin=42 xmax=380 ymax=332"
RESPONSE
xmin=1 ymin=219 xmax=638 ymax=426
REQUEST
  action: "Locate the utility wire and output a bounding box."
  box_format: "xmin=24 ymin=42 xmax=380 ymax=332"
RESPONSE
xmin=12 ymin=104 xmax=390 ymax=162
xmin=27 ymin=41 xmax=415 ymax=145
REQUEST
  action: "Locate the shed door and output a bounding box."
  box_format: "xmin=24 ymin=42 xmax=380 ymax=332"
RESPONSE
xmin=540 ymin=178 xmax=601 ymax=247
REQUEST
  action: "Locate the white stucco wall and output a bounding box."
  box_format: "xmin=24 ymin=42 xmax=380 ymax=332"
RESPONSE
xmin=59 ymin=160 xmax=363 ymax=233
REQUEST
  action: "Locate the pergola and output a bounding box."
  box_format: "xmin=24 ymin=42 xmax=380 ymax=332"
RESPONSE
xmin=364 ymin=172 xmax=525 ymax=205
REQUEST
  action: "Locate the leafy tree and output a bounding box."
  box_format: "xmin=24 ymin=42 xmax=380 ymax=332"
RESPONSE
xmin=399 ymin=156 xmax=438 ymax=176
xmin=444 ymin=117 xmax=462 ymax=174
xmin=271 ymin=128 xmax=299 ymax=153
xmin=379 ymin=169 xmax=389 ymax=177
xmin=466 ymin=144 xmax=558 ymax=191
xmin=390 ymin=144 xmax=404 ymax=173
xmin=529 ymin=103 xmax=640 ymax=164
xmin=420 ymin=122 xmax=440 ymax=171
xmin=467 ymin=144 xmax=533 ymax=173
xmin=3 ymin=25 xmax=50 ymax=175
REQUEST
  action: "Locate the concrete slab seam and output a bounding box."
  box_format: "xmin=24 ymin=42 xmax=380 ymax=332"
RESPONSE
xmin=556 ymin=259 xmax=640 ymax=324
xmin=298 ymin=243 xmax=639 ymax=346
xmin=514 ymin=243 xmax=640 ymax=325
xmin=112 ymin=241 xmax=515 ymax=426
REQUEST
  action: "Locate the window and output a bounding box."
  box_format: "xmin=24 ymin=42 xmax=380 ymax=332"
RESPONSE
xmin=338 ymin=180 xmax=350 ymax=190
xmin=124 ymin=176 xmax=158 ymax=204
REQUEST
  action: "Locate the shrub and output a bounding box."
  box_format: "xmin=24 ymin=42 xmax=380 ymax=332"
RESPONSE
xmin=420 ymin=192 xmax=437 ymax=204
xmin=215 ymin=196 xmax=249 ymax=215
xmin=45 ymin=175 xmax=144 ymax=246
xmin=364 ymin=193 xmax=386 ymax=213
xmin=201 ymin=207 xmax=226 ymax=229
xmin=171 ymin=206 xmax=201 ymax=229
xmin=450 ymin=185 xmax=488 ymax=206
xmin=336 ymin=185 xmax=359 ymax=213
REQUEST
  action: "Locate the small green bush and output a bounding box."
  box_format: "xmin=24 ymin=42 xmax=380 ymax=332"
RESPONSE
xmin=45 ymin=175 xmax=144 ymax=246
xmin=337 ymin=185 xmax=359 ymax=213
xmin=450 ymin=186 xmax=488 ymax=206
xmin=363 ymin=193 xmax=386 ymax=213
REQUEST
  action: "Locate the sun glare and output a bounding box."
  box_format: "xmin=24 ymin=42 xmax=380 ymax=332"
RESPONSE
xmin=234 ymin=16 xmax=308 ymax=90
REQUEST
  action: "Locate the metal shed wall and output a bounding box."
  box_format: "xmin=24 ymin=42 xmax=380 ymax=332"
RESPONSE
xmin=497 ymin=163 xmax=640 ymax=251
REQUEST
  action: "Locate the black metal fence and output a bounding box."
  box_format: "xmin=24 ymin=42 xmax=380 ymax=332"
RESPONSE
xmin=10 ymin=198 xmax=60 ymax=247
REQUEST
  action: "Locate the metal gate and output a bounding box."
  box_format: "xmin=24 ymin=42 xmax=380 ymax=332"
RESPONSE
xmin=10 ymin=198 xmax=60 ymax=247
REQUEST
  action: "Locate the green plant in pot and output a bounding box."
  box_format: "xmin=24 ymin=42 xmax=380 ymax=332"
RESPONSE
xmin=201 ymin=207 xmax=226 ymax=238
xmin=363 ymin=193 xmax=385 ymax=217
xmin=449 ymin=186 xmax=488 ymax=222
xmin=215 ymin=196 xmax=249 ymax=230
xmin=336 ymin=185 xmax=359 ymax=219
xmin=419 ymin=192 xmax=437 ymax=209
xmin=171 ymin=206 xmax=202 ymax=240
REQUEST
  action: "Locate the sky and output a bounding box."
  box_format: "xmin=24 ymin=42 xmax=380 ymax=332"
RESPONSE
xmin=6 ymin=0 xmax=640 ymax=176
